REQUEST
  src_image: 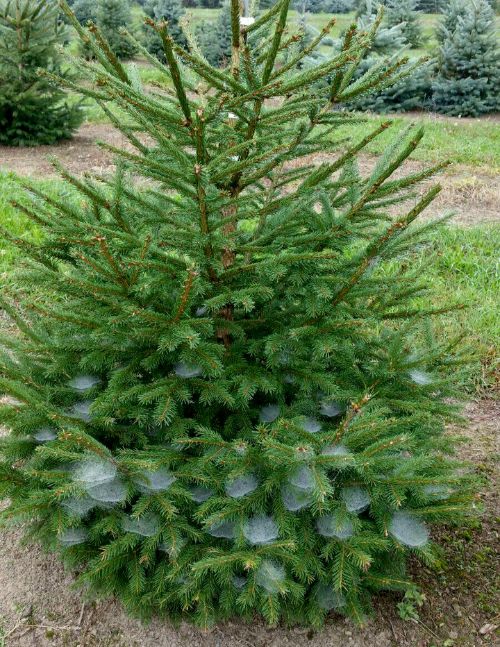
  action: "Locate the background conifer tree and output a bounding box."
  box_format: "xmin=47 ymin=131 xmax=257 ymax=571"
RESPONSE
xmin=96 ymin=0 xmax=136 ymax=60
xmin=0 ymin=0 xmax=475 ymax=628
xmin=197 ymin=0 xmax=232 ymax=66
xmin=143 ymin=0 xmax=187 ymax=61
xmin=72 ymin=0 xmax=97 ymax=59
xmin=435 ymin=0 xmax=467 ymax=43
xmin=386 ymin=0 xmax=422 ymax=48
xmin=415 ymin=0 xmax=442 ymax=11
xmin=326 ymin=0 xmax=355 ymax=11
xmin=355 ymin=0 xmax=405 ymax=54
xmin=73 ymin=0 xmax=96 ymax=25
xmin=0 ymin=0 xmax=82 ymax=145
xmin=432 ymin=0 xmax=500 ymax=116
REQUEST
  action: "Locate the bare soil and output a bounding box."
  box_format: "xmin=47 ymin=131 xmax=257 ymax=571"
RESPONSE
xmin=0 ymin=123 xmax=498 ymax=227
xmin=0 ymin=400 xmax=498 ymax=647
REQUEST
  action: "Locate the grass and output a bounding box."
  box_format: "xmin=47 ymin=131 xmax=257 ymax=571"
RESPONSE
xmin=341 ymin=114 xmax=500 ymax=171
xmin=0 ymin=172 xmax=497 ymax=393
xmin=0 ymin=174 xmax=49 ymax=267
xmin=396 ymin=225 xmax=499 ymax=392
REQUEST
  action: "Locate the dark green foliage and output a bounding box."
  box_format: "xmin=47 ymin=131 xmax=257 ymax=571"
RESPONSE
xmin=294 ymin=0 xmax=324 ymax=12
xmin=0 ymin=0 xmax=82 ymax=146
xmin=0 ymin=0 xmax=476 ymax=628
xmin=435 ymin=0 xmax=467 ymax=43
xmin=73 ymin=0 xmax=96 ymax=24
xmin=415 ymin=0 xmax=442 ymax=11
xmin=432 ymin=0 xmax=500 ymax=116
xmin=386 ymin=0 xmax=422 ymax=48
xmin=96 ymin=0 xmax=136 ymax=60
xmin=72 ymin=0 xmax=97 ymax=59
xmin=297 ymin=0 xmax=355 ymax=11
xmin=197 ymin=0 xmax=231 ymax=67
xmin=198 ymin=0 xmax=222 ymax=6
xmin=143 ymin=0 xmax=187 ymax=60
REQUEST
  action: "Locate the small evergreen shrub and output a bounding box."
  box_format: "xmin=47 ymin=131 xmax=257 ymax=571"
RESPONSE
xmin=415 ymin=0 xmax=442 ymax=11
xmin=0 ymin=0 xmax=476 ymax=628
xmin=0 ymin=0 xmax=82 ymax=146
xmin=432 ymin=0 xmax=500 ymax=116
xmin=323 ymin=0 xmax=356 ymax=12
xmin=96 ymin=0 xmax=136 ymax=60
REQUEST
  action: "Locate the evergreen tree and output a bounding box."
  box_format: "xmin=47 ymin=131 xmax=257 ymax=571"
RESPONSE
xmin=0 ymin=0 xmax=476 ymax=628
xmin=386 ymin=0 xmax=422 ymax=48
xmin=326 ymin=0 xmax=356 ymax=11
xmin=355 ymin=0 xmax=386 ymax=18
xmin=72 ymin=0 xmax=98 ymax=59
xmin=197 ymin=0 xmax=232 ymax=67
xmin=415 ymin=0 xmax=442 ymax=11
xmin=73 ymin=0 xmax=96 ymax=24
xmin=435 ymin=0 xmax=467 ymax=43
xmin=355 ymin=62 xmax=432 ymax=112
xmin=356 ymin=0 xmax=405 ymax=54
xmin=143 ymin=0 xmax=187 ymax=60
xmin=295 ymin=0 xmax=325 ymax=12
xmin=198 ymin=0 xmax=223 ymax=7
xmin=432 ymin=0 xmax=500 ymax=116
xmin=96 ymin=0 xmax=136 ymax=60
xmin=0 ymin=0 xmax=82 ymax=146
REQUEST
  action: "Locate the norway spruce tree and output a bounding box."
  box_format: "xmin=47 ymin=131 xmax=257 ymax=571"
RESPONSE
xmin=0 ymin=0 xmax=82 ymax=145
xmin=96 ymin=0 xmax=136 ymax=60
xmin=432 ymin=0 xmax=500 ymax=116
xmin=0 ymin=0 xmax=476 ymax=627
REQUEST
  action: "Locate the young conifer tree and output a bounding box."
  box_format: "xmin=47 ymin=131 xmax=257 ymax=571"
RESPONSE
xmin=197 ymin=0 xmax=232 ymax=67
xmin=72 ymin=0 xmax=97 ymax=59
xmin=432 ymin=0 xmax=500 ymax=116
xmin=386 ymin=0 xmax=422 ymax=48
xmin=143 ymin=0 xmax=187 ymax=61
xmin=0 ymin=0 xmax=82 ymax=145
xmin=355 ymin=0 xmax=405 ymax=54
xmin=0 ymin=0 xmax=476 ymax=628
xmin=96 ymin=0 xmax=136 ymax=60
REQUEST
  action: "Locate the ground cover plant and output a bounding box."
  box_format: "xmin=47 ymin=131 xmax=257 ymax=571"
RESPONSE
xmin=0 ymin=0 xmax=477 ymax=628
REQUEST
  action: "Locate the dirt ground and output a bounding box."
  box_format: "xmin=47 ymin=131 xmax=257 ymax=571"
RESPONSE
xmin=0 ymin=123 xmax=499 ymax=227
xmin=0 ymin=400 xmax=498 ymax=647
